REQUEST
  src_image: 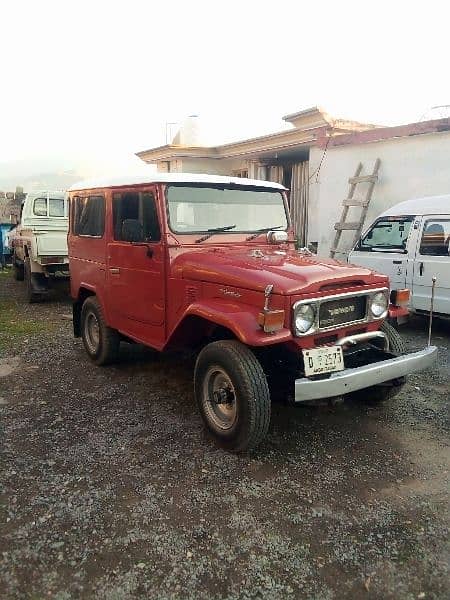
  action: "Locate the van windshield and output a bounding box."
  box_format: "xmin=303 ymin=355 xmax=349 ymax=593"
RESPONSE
xmin=166 ymin=184 xmax=288 ymax=234
xmin=359 ymin=217 xmax=413 ymax=252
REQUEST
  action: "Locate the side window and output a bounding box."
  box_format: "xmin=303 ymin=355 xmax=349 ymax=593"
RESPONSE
xmin=113 ymin=192 xmax=161 ymax=242
xmin=74 ymin=195 xmax=105 ymax=237
xmin=33 ymin=198 xmax=47 ymax=216
xmin=419 ymin=220 xmax=450 ymax=256
xmin=359 ymin=218 xmax=412 ymax=252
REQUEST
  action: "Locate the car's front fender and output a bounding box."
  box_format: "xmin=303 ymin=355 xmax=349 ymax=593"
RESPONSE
xmin=167 ymin=299 xmax=292 ymax=348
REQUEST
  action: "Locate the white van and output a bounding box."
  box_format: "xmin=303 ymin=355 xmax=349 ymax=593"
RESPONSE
xmin=348 ymin=195 xmax=450 ymax=318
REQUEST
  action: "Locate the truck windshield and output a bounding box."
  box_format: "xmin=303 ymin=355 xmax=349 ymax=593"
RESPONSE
xmin=166 ymin=184 xmax=288 ymax=234
xmin=359 ymin=217 xmax=413 ymax=251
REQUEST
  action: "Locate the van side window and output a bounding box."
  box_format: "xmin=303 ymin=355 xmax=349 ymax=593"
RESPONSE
xmin=113 ymin=192 xmax=161 ymax=242
xmin=359 ymin=218 xmax=412 ymax=252
xmin=74 ymin=195 xmax=105 ymax=237
xmin=419 ymin=220 xmax=450 ymax=256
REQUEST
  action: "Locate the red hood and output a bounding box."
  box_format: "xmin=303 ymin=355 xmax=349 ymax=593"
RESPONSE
xmin=173 ymin=246 xmax=387 ymax=295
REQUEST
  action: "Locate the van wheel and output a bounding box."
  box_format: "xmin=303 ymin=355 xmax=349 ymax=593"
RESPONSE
xmin=81 ymin=296 xmax=120 ymax=365
xmin=194 ymin=340 xmax=271 ymax=452
xmin=351 ymin=320 xmax=407 ymax=405
xmin=13 ymin=254 xmax=24 ymax=281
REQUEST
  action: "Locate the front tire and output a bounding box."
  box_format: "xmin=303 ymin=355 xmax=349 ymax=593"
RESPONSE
xmin=81 ymin=296 xmax=120 ymax=365
xmin=352 ymin=320 xmax=407 ymax=405
xmin=194 ymin=340 xmax=271 ymax=452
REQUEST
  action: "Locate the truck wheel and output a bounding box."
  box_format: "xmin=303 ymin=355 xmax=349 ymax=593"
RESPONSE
xmin=194 ymin=340 xmax=271 ymax=452
xmin=13 ymin=254 xmax=24 ymax=281
xmin=24 ymin=257 xmax=43 ymax=303
xmin=380 ymin=320 xmax=407 ymax=354
xmin=351 ymin=320 xmax=407 ymax=405
xmin=81 ymin=296 xmax=120 ymax=365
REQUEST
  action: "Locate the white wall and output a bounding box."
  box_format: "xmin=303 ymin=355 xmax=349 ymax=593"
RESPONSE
xmin=309 ymin=130 xmax=450 ymax=257
xmin=157 ymin=158 xmax=247 ymax=175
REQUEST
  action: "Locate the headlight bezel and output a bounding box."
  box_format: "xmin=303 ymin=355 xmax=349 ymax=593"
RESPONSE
xmin=369 ymin=291 xmax=389 ymax=319
xmin=294 ymin=303 xmax=316 ymax=334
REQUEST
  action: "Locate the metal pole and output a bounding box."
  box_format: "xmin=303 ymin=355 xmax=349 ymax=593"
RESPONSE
xmin=427 ymin=276 xmax=437 ymax=347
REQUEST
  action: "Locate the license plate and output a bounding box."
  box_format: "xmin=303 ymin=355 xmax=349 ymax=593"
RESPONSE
xmin=302 ymin=346 xmax=344 ymax=377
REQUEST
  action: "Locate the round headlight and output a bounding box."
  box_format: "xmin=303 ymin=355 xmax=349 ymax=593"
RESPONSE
xmin=295 ymin=303 xmax=316 ymax=333
xmin=370 ymin=291 xmax=388 ymax=317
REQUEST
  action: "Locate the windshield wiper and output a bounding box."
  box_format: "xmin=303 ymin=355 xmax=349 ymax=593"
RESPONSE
xmin=246 ymin=225 xmax=284 ymax=241
xmin=195 ymin=224 xmax=236 ymax=243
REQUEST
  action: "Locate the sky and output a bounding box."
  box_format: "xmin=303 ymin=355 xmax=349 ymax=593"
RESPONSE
xmin=1 ymin=0 xmax=450 ymax=179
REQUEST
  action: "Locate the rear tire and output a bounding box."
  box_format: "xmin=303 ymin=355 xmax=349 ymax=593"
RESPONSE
xmin=194 ymin=340 xmax=271 ymax=452
xmin=13 ymin=254 xmax=24 ymax=281
xmin=351 ymin=320 xmax=407 ymax=405
xmin=81 ymin=296 xmax=120 ymax=365
xmin=24 ymin=257 xmax=44 ymax=303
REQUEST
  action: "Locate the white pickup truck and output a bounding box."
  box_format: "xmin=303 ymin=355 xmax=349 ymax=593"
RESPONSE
xmin=10 ymin=191 xmax=69 ymax=302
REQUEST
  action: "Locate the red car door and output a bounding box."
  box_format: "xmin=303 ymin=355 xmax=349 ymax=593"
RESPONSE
xmin=107 ymin=187 xmax=166 ymax=349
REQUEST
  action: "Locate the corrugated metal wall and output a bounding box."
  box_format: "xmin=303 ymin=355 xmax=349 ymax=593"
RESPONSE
xmin=247 ymin=160 xmax=310 ymax=246
xmin=290 ymin=161 xmax=309 ymax=246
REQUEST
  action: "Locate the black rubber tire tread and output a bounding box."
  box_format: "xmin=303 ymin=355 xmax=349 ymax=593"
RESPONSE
xmin=351 ymin=320 xmax=407 ymax=405
xmin=195 ymin=340 xmax=271 ymax=453
xmin=380 ymin=320 xmax=407 ymax=355
xmin=13 ymin=254 xmax=24 ymax=281
xmin=81 ymin=296 xmax=120 ymax=366
xmin=24 ymin=257 xmax=41 ymax=303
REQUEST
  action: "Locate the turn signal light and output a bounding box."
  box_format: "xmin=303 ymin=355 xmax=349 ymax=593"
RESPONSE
xmin=257 ymin=309 xmax=285 ymax=333
xmin=390 ymin=288 xmax=410 ymax=306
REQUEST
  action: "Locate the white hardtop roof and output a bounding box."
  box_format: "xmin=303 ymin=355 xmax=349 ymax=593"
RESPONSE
xmin=26 ymin=190 xmax=66 ymax=198
xmin=68 ymin=172 xmax=286 ymax=192
xmin=381 ymin=195 xmax=450 ymax=217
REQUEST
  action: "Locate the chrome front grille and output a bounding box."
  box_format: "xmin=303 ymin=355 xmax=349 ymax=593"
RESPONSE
xmin=318 ymin=295 xmax=367 ymax=329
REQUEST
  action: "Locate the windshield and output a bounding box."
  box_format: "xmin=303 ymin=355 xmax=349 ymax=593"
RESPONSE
xmin=166 ymin=184 xmax=288 ymax=234
xmin=359 ymin=217 xmax=413 ymax=251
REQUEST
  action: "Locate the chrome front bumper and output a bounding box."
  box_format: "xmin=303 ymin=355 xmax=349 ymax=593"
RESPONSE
xmin=294 ymin=346 xmax=438 ymax=402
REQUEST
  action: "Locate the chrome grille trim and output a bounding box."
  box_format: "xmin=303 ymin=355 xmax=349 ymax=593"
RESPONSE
xmin=292 ymin=287 xmax=389 ymax=337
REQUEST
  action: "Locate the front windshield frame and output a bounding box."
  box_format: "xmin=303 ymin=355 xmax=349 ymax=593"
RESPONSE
xmin=165 ymin=183 xmax=290 ymax=236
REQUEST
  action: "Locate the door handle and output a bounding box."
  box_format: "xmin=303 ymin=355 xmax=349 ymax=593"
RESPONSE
xmin=392 ymin=260 xmax=403 ymax=264
xmin=109 ymin=267 xmax=120 ymax=274
xmin=419 ymin=262 xmax=424 ymax=276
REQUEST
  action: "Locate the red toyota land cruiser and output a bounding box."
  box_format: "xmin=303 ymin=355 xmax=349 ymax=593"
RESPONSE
xmin=68 ymin=174 xmax=436 ymax=452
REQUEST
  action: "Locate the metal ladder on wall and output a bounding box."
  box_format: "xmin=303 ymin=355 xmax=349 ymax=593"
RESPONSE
xmin=330 ymin=158 xmax=381 ymax=259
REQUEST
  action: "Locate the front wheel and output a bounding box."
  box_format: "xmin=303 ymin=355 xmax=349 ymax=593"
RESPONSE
xmin=350 ymin=320 xmax=407 ymax=405
xmin=81 ymin=296 xmax=120 ymax=365
xmin=194 ymin=340 xmax=271 ymax=452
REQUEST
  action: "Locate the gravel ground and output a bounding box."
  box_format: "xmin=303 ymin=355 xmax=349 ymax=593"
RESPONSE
xmin=0 ymin=271 xmax=449 ymax=599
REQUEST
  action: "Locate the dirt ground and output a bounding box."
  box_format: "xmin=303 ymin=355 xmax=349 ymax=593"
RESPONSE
xmin=0 ymin=271 xmax=449 ymax=600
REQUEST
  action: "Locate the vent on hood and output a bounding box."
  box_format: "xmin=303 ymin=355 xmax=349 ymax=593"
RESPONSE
xmin=319 ymin=281 xmax=365 ymax=292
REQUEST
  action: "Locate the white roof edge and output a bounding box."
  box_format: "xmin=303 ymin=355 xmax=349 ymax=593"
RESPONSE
xmin=68 ymin=172 xmax=286 ymax=192
xmin=25 ymin=190 xmax=66 ymax=197
xmin=380 ymin=195 xmax=450 ymax=217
